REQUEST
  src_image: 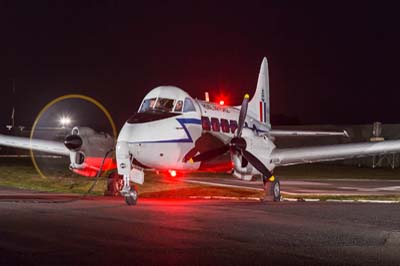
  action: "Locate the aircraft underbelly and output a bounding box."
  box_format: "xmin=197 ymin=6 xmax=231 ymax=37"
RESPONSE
xmin=129 ymin=142 xmax=200 ymax=171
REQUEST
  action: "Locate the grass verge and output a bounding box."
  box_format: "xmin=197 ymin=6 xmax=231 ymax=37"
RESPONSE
xmin=0 ymin=157 xmax=262 ymax=198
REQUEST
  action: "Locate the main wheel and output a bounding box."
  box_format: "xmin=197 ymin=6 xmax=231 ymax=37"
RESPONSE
xmin=105 ymin=172 xmax=124 ymax=196
xmin=263 ymin=176 xmax=281 ymax=202
xmin=124 ymin=188 xmax=138 ymax=206
xmin=271 ymin=179 xmax=281 ymax=202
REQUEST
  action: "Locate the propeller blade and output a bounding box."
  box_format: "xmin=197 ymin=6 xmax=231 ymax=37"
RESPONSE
xmin=191 ymin=145 xmax=229 ymax=162
xmin=236 ymin=94 xmax=250 ymax=137
xmin=241 ymin=149 xmax=272 ymax=178
xmin=64 ymin=134 xmax=83 ymax=151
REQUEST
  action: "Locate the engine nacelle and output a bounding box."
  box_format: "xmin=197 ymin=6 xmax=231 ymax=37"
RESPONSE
xmin=231 ymin=129 xmax=276 ymax=177
xmin=232 ymin=169 xmax=253 ymax=181
xmin=231 ymin=152 xmax=253 ymax=175
xmin=65 ymin=127 xmax=116 ymax=177
xmin=69 ymin=150 xmax=85 ymax=169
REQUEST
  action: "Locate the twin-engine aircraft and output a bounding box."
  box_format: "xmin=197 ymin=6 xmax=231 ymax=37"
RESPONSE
xmin=2 ymin=57 xmax=400 ymax=205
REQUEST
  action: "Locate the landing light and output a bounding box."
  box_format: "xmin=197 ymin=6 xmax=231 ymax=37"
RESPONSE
xmin=59 ymin=116 xmax=72 ymax=128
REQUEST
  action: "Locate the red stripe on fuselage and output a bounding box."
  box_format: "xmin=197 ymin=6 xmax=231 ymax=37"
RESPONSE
xmin=259 ymin=101 xmax=263 ymax=122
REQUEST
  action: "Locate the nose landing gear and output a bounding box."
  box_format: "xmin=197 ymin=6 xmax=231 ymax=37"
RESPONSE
xmin=105 ymin=172 xmax=139 ymax=205
xmin=124 ymin=187 xmax=138 ymax=205
xmin=120 ymin=174 xmax=139 ymax=206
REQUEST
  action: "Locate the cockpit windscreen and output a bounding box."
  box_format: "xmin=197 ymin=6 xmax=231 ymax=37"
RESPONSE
xmin=139 ymin=98 xmax=176 ymax=113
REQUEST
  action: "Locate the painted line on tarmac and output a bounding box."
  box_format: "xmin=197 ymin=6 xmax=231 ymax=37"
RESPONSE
xmin=189 ymin=196 xmax=261 ymax=201
xmin=282 ymin=198 xmax=400 ymax=204
xmin=298 ymin=178 xmax=400 ymax=183
xmin=185 ymin=180 xmax=264 ymax=191
xmin=186 ymin=179 xmax=400 ymax=203
xmin=187 ymin=195 xmax=400 ymax=203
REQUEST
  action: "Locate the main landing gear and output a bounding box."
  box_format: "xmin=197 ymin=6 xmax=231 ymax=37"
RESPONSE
xmin=105 ymin=172 xmax=138 ymax=205
xmin=263 ymin=175 xmax=281 ymax=202
xmin=105 ymin=172 xmax=124 ymax=196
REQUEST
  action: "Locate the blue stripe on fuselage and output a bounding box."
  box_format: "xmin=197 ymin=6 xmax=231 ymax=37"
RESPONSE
xmin=128 ymin=118 xmax=201 ymax=144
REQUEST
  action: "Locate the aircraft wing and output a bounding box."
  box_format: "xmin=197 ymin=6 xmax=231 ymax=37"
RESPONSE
xmin=269 ymin=129 xmax=349 ymax=138
xmin=0 ymin=134 xmax=69 ymax=156
xmin=270 ymin=140 xmax=400 ymax=166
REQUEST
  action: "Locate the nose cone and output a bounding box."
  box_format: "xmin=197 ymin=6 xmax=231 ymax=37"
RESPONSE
xmin=64 ymin=134 xmax=83 ymax=151
xmin=118 ymin=117 xmax=189 ymax=143
xmin=117 ymin=116 xmax=202 ymax=171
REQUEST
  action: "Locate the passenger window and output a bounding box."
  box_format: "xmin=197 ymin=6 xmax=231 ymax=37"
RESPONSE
xmin=220 ymin=119 xmax=230 ymax=133
xmin=230 ymin=120 xmax=238 ymax=134
xmin=211 ymin=118 xmax=220 ymax=132
xmin=183 ymin=98 xmax=196 ymax=112
xmin=201 ymin=116 xmax=211 ymax=131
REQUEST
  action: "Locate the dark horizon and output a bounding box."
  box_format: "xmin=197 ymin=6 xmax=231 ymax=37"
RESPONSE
xmin=1 ymin=2 xmax=399 ymax=131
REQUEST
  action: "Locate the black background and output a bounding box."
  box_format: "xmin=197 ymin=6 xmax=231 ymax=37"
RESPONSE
xmin=1 ymin=1 xmax=399 ymax=130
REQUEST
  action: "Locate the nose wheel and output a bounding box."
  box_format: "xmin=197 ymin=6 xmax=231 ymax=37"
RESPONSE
xmin=124 ymin=187 xmax=138 ymax=205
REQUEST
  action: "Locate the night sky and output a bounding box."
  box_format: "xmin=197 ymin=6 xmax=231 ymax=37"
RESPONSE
xmin=1 ymin=1 xmax=399 ymax=131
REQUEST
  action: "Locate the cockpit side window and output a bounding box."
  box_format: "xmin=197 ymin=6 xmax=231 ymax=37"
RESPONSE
xmin=139 ymin=98 xmax=157 ymax=112
xmin=183 ymin=98 xmax=196 ymax=112
xmin=174 ymin=100 xmax=183 ymax=112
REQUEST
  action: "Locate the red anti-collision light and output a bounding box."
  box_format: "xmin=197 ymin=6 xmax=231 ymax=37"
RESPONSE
xmin=219 ymin=100 xmax=225 ymax=106
xmin=169 ymin=170 xmax=177 ymax=177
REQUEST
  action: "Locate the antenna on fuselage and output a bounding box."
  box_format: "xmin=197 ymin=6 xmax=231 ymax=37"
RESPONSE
xmin=11 ymin=79 xmax=15 ymax=129
xmin=205 ymin=92 xmax=210 ymax=102
xmin=6 ymin=79 xmax=15 ymax=131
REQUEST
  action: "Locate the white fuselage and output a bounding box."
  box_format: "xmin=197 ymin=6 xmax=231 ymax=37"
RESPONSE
xmin=116 ymin=92 xmax=269 ymax=175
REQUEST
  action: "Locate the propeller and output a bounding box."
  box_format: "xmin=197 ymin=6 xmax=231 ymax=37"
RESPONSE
xmin=191 ymin=145 xmax=229 ymax=162
xmin=191 ymin=94 xmax=273 ymax=181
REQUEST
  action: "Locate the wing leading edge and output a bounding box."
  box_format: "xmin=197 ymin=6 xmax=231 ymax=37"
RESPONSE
xmin=270 ymin=140 xmax=400 ymax=167
xmin=0 ymin=134 xmax=69 ymax=156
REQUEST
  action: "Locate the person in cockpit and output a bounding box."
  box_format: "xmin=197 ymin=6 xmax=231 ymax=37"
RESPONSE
xmin=175 ymin=100 xmax=183 ymax=112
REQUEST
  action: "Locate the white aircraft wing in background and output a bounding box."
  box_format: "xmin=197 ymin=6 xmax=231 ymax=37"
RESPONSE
xmin=270 ymin=140 xmax=400 ymax=166
xmin=268 ymin=129 xmax=349 ymax=138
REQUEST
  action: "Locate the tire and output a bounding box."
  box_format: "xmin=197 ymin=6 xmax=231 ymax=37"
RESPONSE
xmin=263 ymin=177 xmax=281 ymax=202
xmin=271 ymin=180 xmax=281 ymax=202
xmin=124 ymin=189 xmax=138 ymax=206
xmin=105 ymin=172 xmax=124 ymax=196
